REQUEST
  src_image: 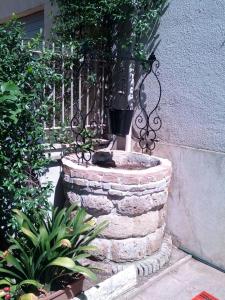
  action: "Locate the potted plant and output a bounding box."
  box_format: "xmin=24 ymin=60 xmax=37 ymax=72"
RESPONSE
xmin=0 ymin=205 xmax=107 ymax=300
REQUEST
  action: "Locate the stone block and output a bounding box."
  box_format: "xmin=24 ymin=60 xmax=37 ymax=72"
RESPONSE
xmin=158 ymin=204 xmax=167 ymax=227
xmin=81 ymin=195 xmax=114 ymax=216
xmin=88 ymin=180 xmax=102 ymax=188
xmin=98 ymin=211 xmax=159 ymax=239
xmin=108 ymin=189 xmax=125 ymax=197
xmin=90 ymin=238 xmax=111 ymax=260
xmin=72 ymin=178 xmax=88 ymax=186
xmin=152 ymin=190 xmax=168 ymax=206
xmin=70 ymin=170 xmax=103 ymax=181
xmin=66 ymin=191 xmax=82 ymax=205
xmin=102 ymin=182 xmax=111 ymax=190
xmin=133 ymin=211 xmax=159 ymax=236
xmin=146 ymin=225 xmax=165 ymax=255
xmin=119 ymin=175 xmax=140 ymax=185
xmin=110 ymin=237 xmax=147 ymax=262
xmin=102 ymin=173 xmax=120 ymax=184
xmin=116 ymin=195 xmax=153 ymax=216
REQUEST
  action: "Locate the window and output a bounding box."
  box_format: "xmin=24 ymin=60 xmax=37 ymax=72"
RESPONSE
xmin=20 ymin=10 xmax=44 ymax=39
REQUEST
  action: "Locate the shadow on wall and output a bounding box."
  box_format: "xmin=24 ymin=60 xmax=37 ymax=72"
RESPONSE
xmin=54 ymin=174 xmax=66 ymax=209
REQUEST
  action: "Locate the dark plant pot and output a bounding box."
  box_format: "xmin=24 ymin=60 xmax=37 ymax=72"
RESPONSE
xmin=40 ymin=276 xmax=84 ymax=300
xmin=109 ymin=109 xmax=134 ymax=136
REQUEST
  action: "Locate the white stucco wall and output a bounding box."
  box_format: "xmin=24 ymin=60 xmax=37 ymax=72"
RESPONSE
xmin=155 ymin=0 xmax=225 ymax=152
xmin=152 ymin=0 xmax=225 ymax=269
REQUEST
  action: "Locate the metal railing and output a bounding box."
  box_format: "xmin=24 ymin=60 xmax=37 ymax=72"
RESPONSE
xmin=30 ymin=41 xmax=108 ymax=134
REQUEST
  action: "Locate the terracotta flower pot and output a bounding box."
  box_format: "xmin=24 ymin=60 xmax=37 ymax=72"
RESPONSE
xmin=40 ymin=276 xmax=84 ymax=300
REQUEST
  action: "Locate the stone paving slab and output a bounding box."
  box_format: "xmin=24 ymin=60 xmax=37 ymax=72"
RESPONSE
xmin=128 ymin=258 xmax=225 ymax=300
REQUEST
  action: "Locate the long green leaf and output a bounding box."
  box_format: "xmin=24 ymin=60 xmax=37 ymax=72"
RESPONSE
xmin=46 ymin=257 xmax=76 ymax=271
xmin=46 ymin=257 xmax=96 ymax=281
xmin=75 ymin=245 xmax=97 ymax=252
xmin=34 ymin=251 xmax=47 ymax=274
xmin=0 ymin=279 xmax=12 ymax=286
xmin=13 ymin=209 xmax=37 ymax=233
xmin=39 ymin=225 xmax=50 ymax=252
xmin=72 ymin=209 xmax=87 ymax=233
xmin=72 ymin=253 xmax=91 ymax=260
xmin=8 ymin=238 xmax=30 ymax=269
xmin=21 ymin=227 xmax=38 ymax=246
xmin=52 ymin=207 xmax=66 ymax=230
xmin=71 ymin=265 xmax=97 ymax=281
xmin=19 ymin=280 xmax=42 ymax=288
xmin=0 ymin=267 xmax=22 ymax=280
xmin=6 ymin=253 xmax=27 ymax=278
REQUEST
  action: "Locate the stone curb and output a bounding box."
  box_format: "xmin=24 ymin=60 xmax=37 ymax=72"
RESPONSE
xmin=73 ymin=264 xmax=137 ymax=300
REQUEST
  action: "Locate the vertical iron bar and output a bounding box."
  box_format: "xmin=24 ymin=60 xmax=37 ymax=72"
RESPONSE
xmin=101 ymin=63 xmax=105 ymax=133
xmin=79 ymin=65 xmax=82 ymax=112
xmin=52 ymin=42 xmax=56 ymax=128
xmin=42 ymin=40 xmax=46 ymax=129
xmin=61 ymin=44 xmax=65 ymax=124
xmin=86 ymin=65 xmax=90 ymax=126
xmin=70 ymin=46 xmax=74 ymax=121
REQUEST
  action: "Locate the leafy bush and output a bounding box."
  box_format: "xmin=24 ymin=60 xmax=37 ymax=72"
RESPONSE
xmin=0 ymin=19 xmax=59 ymax=244
xmin=0 ymin=205 xmax=107 ymax=298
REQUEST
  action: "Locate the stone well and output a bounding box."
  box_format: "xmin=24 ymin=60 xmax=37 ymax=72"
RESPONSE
xmin=62 ymin=150 xmax=172 ymax=276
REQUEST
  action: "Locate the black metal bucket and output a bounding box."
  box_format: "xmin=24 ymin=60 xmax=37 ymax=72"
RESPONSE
xmin=109 ymin=109 xmax=134 ymax=136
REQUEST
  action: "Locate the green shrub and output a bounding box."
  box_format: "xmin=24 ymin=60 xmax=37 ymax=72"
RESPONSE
xmin=0 ymin=18 xmax=59 ymax=243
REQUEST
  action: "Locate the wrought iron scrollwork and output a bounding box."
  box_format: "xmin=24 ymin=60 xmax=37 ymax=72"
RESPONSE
xmin=70 ymin=53 xmax=162 ymax=163
xmin=135 ymin=53 xmax=162 ymax=154
xmin=70 ymin=59 xmax=101 ymax=164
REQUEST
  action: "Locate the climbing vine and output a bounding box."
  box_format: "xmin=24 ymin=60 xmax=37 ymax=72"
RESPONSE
xmin=50 ymin=0 xmax=168 ymax=60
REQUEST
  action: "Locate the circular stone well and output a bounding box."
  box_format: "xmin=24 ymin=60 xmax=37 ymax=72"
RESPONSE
xmin=62 ymin=150 xmax=172 ymax=276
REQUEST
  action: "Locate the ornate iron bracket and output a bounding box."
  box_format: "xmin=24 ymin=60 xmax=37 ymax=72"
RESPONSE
xmin=134 ymin=53 xmax=162 ymax=154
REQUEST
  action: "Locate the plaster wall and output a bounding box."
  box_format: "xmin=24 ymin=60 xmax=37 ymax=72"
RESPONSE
xmin=151 ymin=0 xmax=225 ymax=269
xmin=154 ymin=143 xmax=225 ymax=270
xmin=154 ymin=0 xmax=225 ymax=152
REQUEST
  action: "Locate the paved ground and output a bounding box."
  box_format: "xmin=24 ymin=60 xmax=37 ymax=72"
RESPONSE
xmin=128 ymin=259 xmax=225 ymax=300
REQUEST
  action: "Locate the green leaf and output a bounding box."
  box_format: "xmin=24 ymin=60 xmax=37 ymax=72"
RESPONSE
xmin=72 ymin=253 xmax=91 ymax=260
xmin=21 ymin=227 xmax=38 ymax=246
xmin=46 ymin=257 xmax=76 ymax=270
xmin=6 ymin=253 xmax=27 ymax=278
xmin=34 ymin=251 xmax=48 ymax=274
xmin=71 ymin=265 xmax=97 ymax=281
xmin=0 ymin=279 xmax=12 ymax=286
xmin=19 ymin=280 xmax=42 ymax=288
xmin=13 ymin=209 xmax=37 ymax=233
xmin=75 ymin=245 xmax=97 ymax=252
xmin=0 ymin=267 xmax=22 ymax=280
